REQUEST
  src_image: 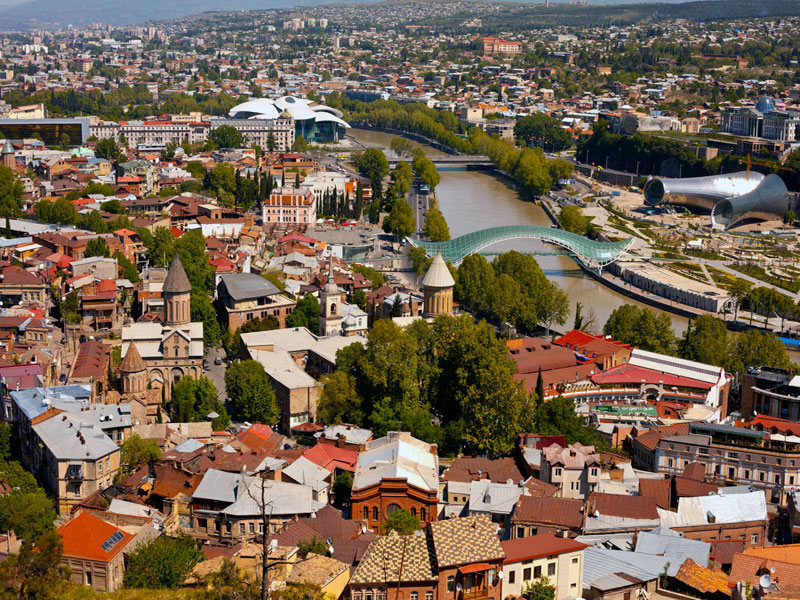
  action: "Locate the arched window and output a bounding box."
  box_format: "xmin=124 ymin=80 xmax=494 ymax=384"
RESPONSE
xmin=420 ymin=508 xmax=426 ymax=522
xmin=387 ymin=504 xmax=401 ymax=516
xmin=447 ymin=576 xmax=455 ymax=593
xmin=363 ymin=506 xmax=369 ymax=521
xmin=411 ymin=507 xmax=417 ymax=517
xmin=372 ymin=506 xmax=378 ymax=521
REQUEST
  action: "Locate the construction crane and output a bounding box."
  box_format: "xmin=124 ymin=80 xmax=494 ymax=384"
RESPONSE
xmin=739 ymin=154 xmax=793 ymax=181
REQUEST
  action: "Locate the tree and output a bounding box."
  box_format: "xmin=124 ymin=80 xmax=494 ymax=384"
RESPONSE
xmin=208 ymin=125 xmax=244 ymax=149
xmin=0 ymin=166 xmax=23 ymax=218
xmin=201 ymin=559 xmax=258 ymax=600
xmin=549 ymin=158 xmax=573 ymax=182
xmin=0 ymin=490 xmax=57 ymax=542
xmin=514 ymin=113 xmax=571 ymax=151
xmin=0 ymin=530 xmax=69 ymax=600
xmin=538 ymin=396 xmax=607 ymax=449
xmin=168 ymin=376 xmax=229 ymax=429
xmin=352 ymin=289 xmax=367 ymax=310
xmin=225 ymin=360 xmax=280 ymax=426
xmin=34 ymin=197 xmax=78 ymax=226
xmin=390 ymin=137 xmax=414 ymax=158
xmin=354 ymin=148 xmax=389 ymax=197
xmin=317 ymin=371 xmax=363 ymax=425
xmin=603 ymin=304 xmax=676 ymax=355
xmin=292 ymin=135 xmax=309 ymax=152
xmin=332 ymin=471 xmax=353 ymax=508
xmin=351 ymin=264 xmax=386 ymax=290
xmin=573 ymin=301 xmax=595 ymax=332
xmin=729 ymin=278 xmax=753 ymax=322
xmin=101 ymin=198 xmax=126 ymax=214
xmin=297 ymin=537 xmax=331 ymax=559
xmin=267 ymin=132 xmax=277 ymax=152
xmin=285 ymin=293 xmax=321 ymax=334
xmin=211 ymin=162 xmax=236 ymax=194
xmin=85 ymin=237 xmax=110 ymax=257
xmin=558 ymin=205 xmax=590 ymax=234
xmin=114 ymin=251 xmax=140 ymax=283
xmin=678 ymin=315 xmax=729 ymax=368
xmin=522 ymin=575 xmax=556 ymax=600
xmin=95 ymin=138 xmax=121 ymax=161
xmin=186 ymin=161 xmax=208 ymax=179
xmin=115 ymin=434 xmax=162 ymax=483
xmin=727 ymin=329 xmax=791 ymax=378
xmin=424 ymin=207 xmax=450 ymax=241
xmin=385 ymin=198 xmax=416 ymax=239
xmin=123 ymin=534 xmax=203 ymax=589
xmin=381 ymin=508 xmax=419 ymax=535
xmin=409 ymin=245 xmax=431 ymax=277
xmin=784 ymin=209 xmax=796 ymax=224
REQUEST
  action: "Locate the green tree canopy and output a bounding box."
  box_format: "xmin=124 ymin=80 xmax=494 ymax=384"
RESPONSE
xmin=381 ymin=508 xmax=419 ymax=535
xmin=558 ymin=205 xmax=590 ymax=235
xmin=115 ymin=434 xmax=163 ymax=483
xmin=224 ymin=360 xmax=280 ymax=426
xmin=317 ymin=371 xmax=363 ymax=426
xmin=123 ymin=534 xmax=203 ymax=590
xmin=95 ymin=138 xmax=121 ymax=161
xmin=514 ymin=113 xmax=572 ymax=151
xmin=424 ymin=206 xmax=450 ymax=241
xmin=285 ymin=293 xmax=321 ymax=335
xmin=0 ymin=166 xmax=24 ymax=218
xmin=85 ymin=237 xmax=110 ymax=258
xmin=208 ymin=125 xmax=244 ymax=149
xmin=167 ymin=376 xmax=229 ymax=430
xmin=0 ymin=529 xmax=69 ymax=600
xmin=603 ymin=304 xmax=677 ymax=355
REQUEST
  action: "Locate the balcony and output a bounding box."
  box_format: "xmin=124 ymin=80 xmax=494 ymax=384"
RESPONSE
xmin=66 ymin=470 xmax=83 ymax=481
xmin=462 ymin=590 xmax=489 ymax=600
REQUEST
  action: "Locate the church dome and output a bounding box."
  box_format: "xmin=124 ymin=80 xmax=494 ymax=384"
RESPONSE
xmin=422 ymin=252 xmax=455 ymax=289
xmin=163 ymin=254 xmax=191 ymax=294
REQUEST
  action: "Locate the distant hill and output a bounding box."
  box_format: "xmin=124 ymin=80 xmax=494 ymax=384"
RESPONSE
xmin=2 ymin=0 xmax=799 ymax=30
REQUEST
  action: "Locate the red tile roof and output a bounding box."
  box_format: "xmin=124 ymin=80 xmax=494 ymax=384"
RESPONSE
xmin=591 ymin=364 xmax=714 ymax=390
xmin=502 ymin=534 xmax=587 ymax=563
xmin=739 ymin=414 xmax=800 ymax=437
xmin=70 ymin=339 xmax=110 ymax=379
xmin=304 ymin=443 xmax=358 ymax=472
xmin=510 ymin=496 xmax=584 ymax=529
xmin=729 ymin=553 xmax=800 ymax=589
xmin=588 ymin=492 xmax=658 ymax=520
xmin=58 ymin=511 xmax=134 ymax=562
xmin=442 ymin=457 xmax=526 ymax=484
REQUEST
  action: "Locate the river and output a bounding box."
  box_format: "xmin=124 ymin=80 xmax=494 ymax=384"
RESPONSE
xmin=349 ymin=128 xmax=689 ymax=334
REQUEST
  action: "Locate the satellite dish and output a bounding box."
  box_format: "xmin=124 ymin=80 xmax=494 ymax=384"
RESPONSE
xmin=760 ymin=574 xmax=772 ymax=589
xmin=497 ymin=571 xmax=504 ymax=580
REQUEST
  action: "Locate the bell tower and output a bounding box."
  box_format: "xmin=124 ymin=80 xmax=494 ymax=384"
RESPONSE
xmin=163 ymin=254 xmax=191 ymax=327
xmin=319 ymin=259 xmax=343 ymax=336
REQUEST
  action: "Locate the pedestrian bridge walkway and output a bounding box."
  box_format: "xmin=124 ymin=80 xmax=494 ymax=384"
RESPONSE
xmin=408 ymin=225 xmax=634 ymax=268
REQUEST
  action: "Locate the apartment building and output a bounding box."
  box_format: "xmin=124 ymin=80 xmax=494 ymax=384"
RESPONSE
xmin=539 ymin=443 xmax=601 ymax=499
xmin=217 ymin=272 xmax=296 ymax=331
xmin=501 ymin=535 xmax=587 ymax=600
xmin=740 ymin=367 xmax=800 ymax=421
xmin=652 ymin=423 xmax=800 ymax=504
xmin=483 ymin=37 xmax=522 ymax=55
xmin=263 ymin=188 xmax=316 ymax=226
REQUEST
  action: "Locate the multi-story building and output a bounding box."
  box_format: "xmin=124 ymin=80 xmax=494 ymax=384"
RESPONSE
xmin=740 ymin=367 xmax=800 ymax=421
xmin=501 ymin=535 xmax=587 ymax=600
xmin=722 ymin=107 xmax=763 ymax=137
xmin=217 ymin=272 xmax=296 ymax=331
xmin=539 ymin=443 xmax=601 ymax=499
xmin=351 ymin=432 xmax=439 ymax=529
xmin=210 ymin=117 xmax=294 ymax=151
xmin=483 ymin=36 xmax=522 ymax=54
xmin=263 ymin=188 xmax=317 ymax=226
xmin=651 ymin=422 xmax=800 ymax=504
xmin=9 ymin=385 xmax=129 ymax=514
xmin=762 ymin=111 xmax=800 ymax=142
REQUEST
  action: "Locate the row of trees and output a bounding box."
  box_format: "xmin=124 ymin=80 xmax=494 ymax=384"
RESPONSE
xmin=455 ymin=251 xmax=569 ymax=335
xmin=603 ymin=304 xmax=794 ymax=377
xmin=317 ymin=315 xmax=603 ymax=456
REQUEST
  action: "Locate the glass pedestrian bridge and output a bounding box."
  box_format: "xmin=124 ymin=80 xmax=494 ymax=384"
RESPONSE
xmin=408 ymin=225 xmax=634 ymax=269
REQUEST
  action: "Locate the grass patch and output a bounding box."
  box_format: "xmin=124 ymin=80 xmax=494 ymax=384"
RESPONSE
xmin=730 ymin=263 xmax=800 ymax=293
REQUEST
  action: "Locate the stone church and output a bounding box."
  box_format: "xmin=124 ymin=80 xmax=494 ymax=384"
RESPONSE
xmin=120 ymin=255 xmax=203 ymax=422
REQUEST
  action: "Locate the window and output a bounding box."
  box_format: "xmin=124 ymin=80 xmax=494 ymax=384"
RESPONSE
xmin=411 ymin=507 xmax=417 ymax=517
xmin=508 ymin=571 xmax=516 ymax=584
xmin=751 ymin=534 xmax=759 ymax=544
xmin=447 ymin=577 xmax=454 ymax=592
xmin=98 ymin=461 xmax=103 ymax=473
xmin=590 ymin=468 xmax=598 ymax=477
xmin=197 ymin=518 xmax=207 ymax=530
xmin=791 ymin=476 xmax=795 ymax=485
xmin=523 ymin=568 xmax=531 ymax=581
xmin=239 ymin=523 xmax=245 ymax=534
xmin=363 ymin=507 xmax=369 ymax=521
xmin=249 ymin=522 xmax=255 ymax=534
xmin=533 ymin=566 xmax=542 ymax=578
xmin=776 ymin=474 xmax=782 ymax=485
xmin=258 ymin=522 xmax=264 ymax=534
xmin=353 ymin=593 xmax=363 ymax=600
xmin=744 ymin=470 xmax=751 ymax=479
xmin=553 ymin=468 xmax=562 ymax=477
xmin=372 ymin=507 xmax=378 ymax=521
xmin=516 ymin=527 xmax=525 ymax=539
xmin=420 ymin=508 xmax=426 ymax=521
xmin=572 ymin=558 xmax=579 ymax=564
xmin=728 ymin=467 xmax=735 ymax=479
xmin=387 ymin=504 xmax=401 ymax=515
xmin=548 ymin=563 xmax=556 ymax=576
xmin=488 ymin=569 xmax=495 ymax=586
xmin=86 ymin=571 xmax=92 ymax=586
xmin=425 ymin=593 xmax=433 ymax=600
xmin=760 ymin=472 xmax=765 ymax=482
xmin=410 ymin=593 xmax=418 ymax=600
xmin=668 ymin=458 xmax=674 ymax=468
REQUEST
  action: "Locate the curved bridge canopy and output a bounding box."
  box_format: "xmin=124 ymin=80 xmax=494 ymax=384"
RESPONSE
xmin=408 ymin=225 xmax=633 ymax=268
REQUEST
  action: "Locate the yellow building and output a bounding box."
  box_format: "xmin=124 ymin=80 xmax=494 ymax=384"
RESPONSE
xmin=501 ymin=534 xmax=587 ymax=600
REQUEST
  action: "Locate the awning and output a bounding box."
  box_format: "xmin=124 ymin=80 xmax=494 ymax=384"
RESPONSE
xmin=459 ymin=563 xmax=491 ymax=574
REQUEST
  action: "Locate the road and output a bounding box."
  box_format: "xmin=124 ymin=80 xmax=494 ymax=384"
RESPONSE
xmin=204 ymin=345 xmax=229 ymax=402
xmin=407 ymin=183 xmax=430 ymax=235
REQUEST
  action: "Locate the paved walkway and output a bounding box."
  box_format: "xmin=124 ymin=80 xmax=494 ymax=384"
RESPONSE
xmin=698 ymin=262 xmax=718 ymax=288
xmin=703 ymin=260 xmax=799 ymax=301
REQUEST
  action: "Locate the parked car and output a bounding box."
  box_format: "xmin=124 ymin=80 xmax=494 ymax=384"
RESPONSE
xmin=214 ymin=357 xmax=223 ymax=365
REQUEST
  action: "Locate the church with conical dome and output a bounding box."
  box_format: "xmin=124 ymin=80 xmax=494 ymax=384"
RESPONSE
xmin=120 ymin=255 xmax=204 ymax=419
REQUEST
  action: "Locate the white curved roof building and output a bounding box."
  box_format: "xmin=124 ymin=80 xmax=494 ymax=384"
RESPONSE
xmin=229 ymin=96 xmax=349 ymax=143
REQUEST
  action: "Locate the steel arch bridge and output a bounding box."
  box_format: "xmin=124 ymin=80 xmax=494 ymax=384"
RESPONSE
xmin=408 ymin=225 xmax=634 ymax=268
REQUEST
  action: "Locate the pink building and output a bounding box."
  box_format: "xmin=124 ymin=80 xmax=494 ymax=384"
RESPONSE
xmin=263 ymin=188 xmax=316 ymax=226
